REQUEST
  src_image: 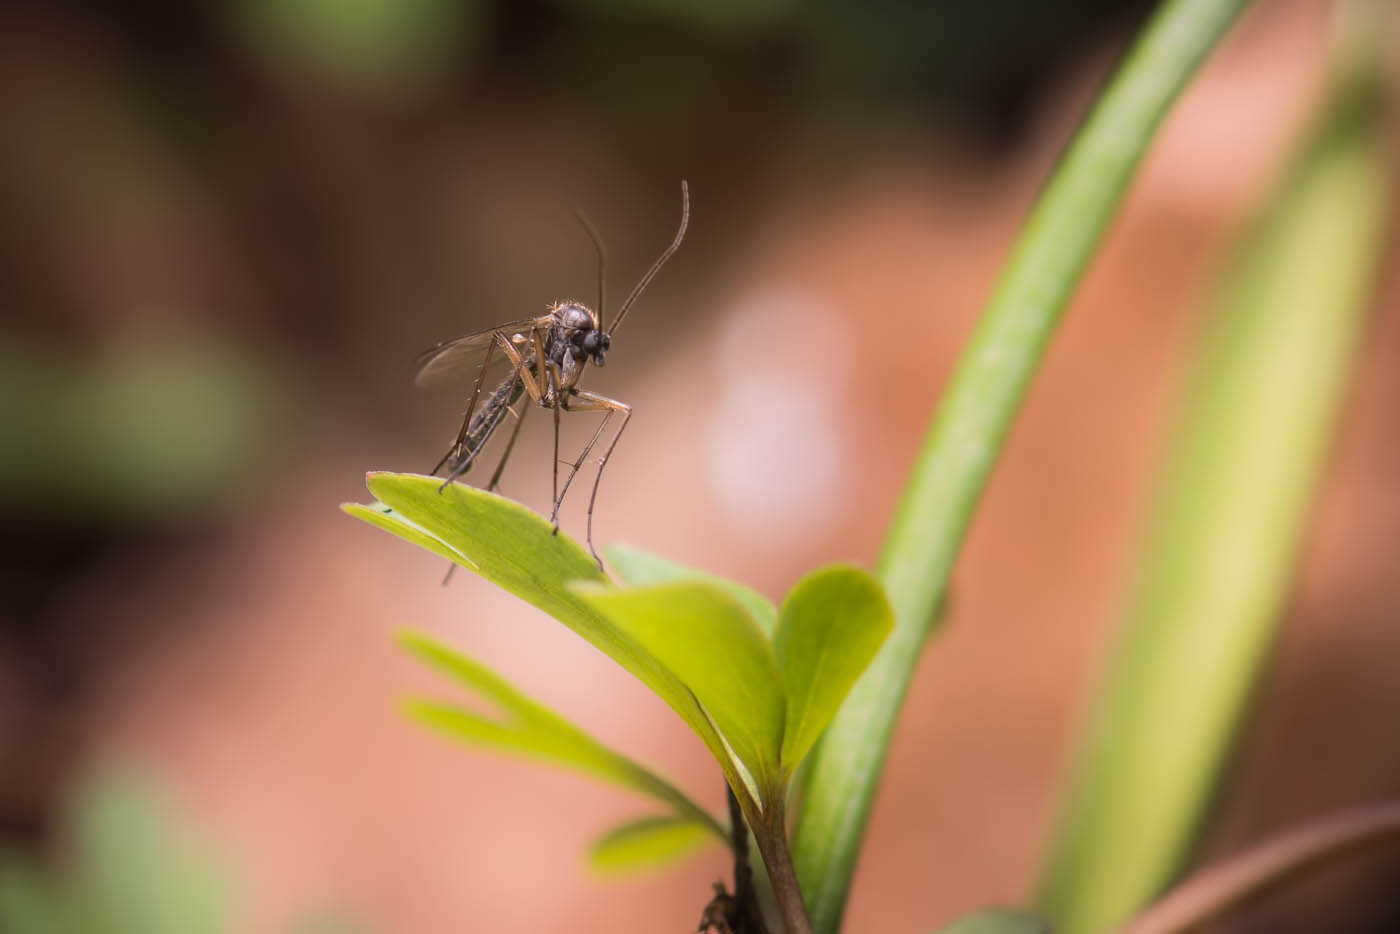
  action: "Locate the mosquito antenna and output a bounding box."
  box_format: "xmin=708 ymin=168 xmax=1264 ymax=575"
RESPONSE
xmin=606 ymin=179 xmax=689 ymax=338
xmin=573 ymin=206 xmax=607 ymax=326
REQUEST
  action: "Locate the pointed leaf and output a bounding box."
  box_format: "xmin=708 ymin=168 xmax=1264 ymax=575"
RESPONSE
xmin=401 ymin=632 xmax=724 ymax=839
xmin=574 ymin=580 xmax=786 ymax=794
xmin=604 ymin=542 xmax=778 ymax=636
xmin=774 ymin=566 xmax=893 ymax=770
xmin=341 ymin=501 xmax=475 ymax=568
xmin=587 ymin=816 xmax=714 ymax=875
xmin=343 ymin=474 xmax=735 ymax=785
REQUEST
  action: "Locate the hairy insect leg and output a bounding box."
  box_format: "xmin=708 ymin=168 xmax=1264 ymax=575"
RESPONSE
xmin=553 ymin=390 xmax=632 ymax=568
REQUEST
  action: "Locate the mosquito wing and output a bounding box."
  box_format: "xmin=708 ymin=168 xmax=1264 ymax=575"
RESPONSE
xmin=414 ymin=317 xmax=542 ymax=387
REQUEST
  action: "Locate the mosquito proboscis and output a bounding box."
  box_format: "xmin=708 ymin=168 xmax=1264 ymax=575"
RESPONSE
xmin=414 ymin=181 xmax=690 ymax=568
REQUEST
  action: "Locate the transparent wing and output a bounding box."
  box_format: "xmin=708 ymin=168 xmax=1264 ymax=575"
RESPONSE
xmin=414 ymin=317 xmax=542 ymax=387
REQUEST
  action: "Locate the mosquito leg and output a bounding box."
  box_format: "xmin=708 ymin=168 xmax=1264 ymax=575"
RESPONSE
xmin=529 ymin=327 xmax=567 ymax=530
xmin=555 ymin=390 xmax=632 ymax=568
xmin=555 ymin=396 xmax=611 ymax=514
xmin=432 ymin=333 xmax=498 ymax=475
xmin=584 ymin=403 xmax=631 ymax=569
xmin=487 ymin=401 xmax=529 ymax=492
xmin=437 ymin=331 xmax=543 ymax=493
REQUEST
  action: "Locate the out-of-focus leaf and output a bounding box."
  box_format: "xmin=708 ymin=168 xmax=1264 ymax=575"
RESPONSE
xmin=70 ymin=772 xmax=231 ymax=934
xmin=0 ymin=859 xmax=68 ymax=934
xmin=574 ymin=580 xmax=785 ymax=796
xmin=229 ymin=0 xmax=483 ymax=91
xmin=0 ymin=771 xmax=233 ymax=934
xmin=604 ymin=542 xmax=778 ymax=635
xmin=773 ymin=566 xmax=892 ymax=771
xmin=343 ymin=475 xmax=735 ymax=784
xmin=935 ymin=910 xmax=1048 ymax=934
xmin=1123 ymin=800 xmax=1400 ymax=934
xmin=587 ymin=816 xmax=713 ymax=875
xmin=401 ymin=632 xmax=724 ymax=840
xmin=1037 ymin=17 xmax=1393 ymax=930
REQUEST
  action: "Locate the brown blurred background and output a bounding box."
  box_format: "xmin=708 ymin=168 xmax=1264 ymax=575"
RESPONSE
xmin=2 ymin=0 xmax=1398 ymax=931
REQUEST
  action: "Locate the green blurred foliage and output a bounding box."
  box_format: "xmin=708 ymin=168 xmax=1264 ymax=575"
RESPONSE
xmin=0 ymin=771 xmax=231 ymax=934
xmin=227 ymin=0 xmax=488 ymax=92
xmin=0 ymin=339 xmax=289 ymax=518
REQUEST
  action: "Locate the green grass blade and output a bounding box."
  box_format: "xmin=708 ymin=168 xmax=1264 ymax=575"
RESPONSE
xmin=400 ymin=632 xmax=725 ymax=840
xmin=343 ymin=474 xmax=737 ymax=783
xmin=604 ymin=542 xmax=779 ymax=636
xmin=1036 ymin=26 xmax=1392 ymax=931
xmin=574 ymin=580 xmax=786 ymax=799
xmin=773 ymin=566 xmax=892 ymax=771
xmin=587 ymin=816 xmax=714 ymax=875
xmin=791 ymin=0 xmax=1251 ymax=928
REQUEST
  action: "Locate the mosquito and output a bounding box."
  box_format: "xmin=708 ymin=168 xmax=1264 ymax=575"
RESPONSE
xmin=414 ymin=181 xmax=690 ymax=568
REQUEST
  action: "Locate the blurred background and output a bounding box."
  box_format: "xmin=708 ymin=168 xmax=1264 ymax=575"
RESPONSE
xmin=1 ymin=0 xmax=1397 ymax=931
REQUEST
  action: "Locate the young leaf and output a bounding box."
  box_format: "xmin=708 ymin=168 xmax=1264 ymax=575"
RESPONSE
xmin=343 ymin=475 xmax=736 ymax=786
xmin=573 ymin=580 xmax=786 ymax=796
xmin=341 ymin=501 xmax=475 ymax=569
xmin=773 ymin=566 xmax=892 ymax=771
xmin=587 ymin=816 xmax=713 ymax=875
xmin=604 ymin=542 xmax=779 ymax=636
xmin=401 ymin=632 xmax=725 ymax=840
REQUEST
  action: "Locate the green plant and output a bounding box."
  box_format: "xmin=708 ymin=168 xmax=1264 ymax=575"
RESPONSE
xmin=346 ymin=0 xmax=1397 ymax=930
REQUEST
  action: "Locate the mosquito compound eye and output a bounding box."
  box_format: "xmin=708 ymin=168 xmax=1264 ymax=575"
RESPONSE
xmin=580 ymin=330 xmax=602 ymax=354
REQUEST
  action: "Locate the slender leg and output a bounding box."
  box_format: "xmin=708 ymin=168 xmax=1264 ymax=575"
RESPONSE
xmin=431 ymin=334 xmax=497 ymax=475
xmin=551 ymin=390 xmax=631 ymax=568
xmin=486 ymin=400 xmax=529 ymax=492
xmin=438 ymin=332 xmax=544 ymax=492
xmin=529 ymin=328 xmax=567 ymax=530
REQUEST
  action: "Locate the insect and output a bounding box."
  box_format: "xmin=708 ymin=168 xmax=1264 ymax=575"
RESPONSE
xmin=414 ymin=181 xmax=690 ymax=568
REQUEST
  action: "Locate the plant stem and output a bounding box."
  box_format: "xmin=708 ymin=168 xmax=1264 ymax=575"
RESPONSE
xmin=789 ymin=0 xmax=1251 ymax=930
xmin=751 ymin=799 xmax=811 ymax=934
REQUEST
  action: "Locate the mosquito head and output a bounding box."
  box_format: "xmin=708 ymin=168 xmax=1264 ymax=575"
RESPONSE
xmin=580 ymin=329 xmax=610 ymax=366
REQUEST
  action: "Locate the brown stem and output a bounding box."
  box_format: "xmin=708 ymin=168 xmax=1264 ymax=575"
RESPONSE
xmin=749 ymin=799 xmax=811 ymax=934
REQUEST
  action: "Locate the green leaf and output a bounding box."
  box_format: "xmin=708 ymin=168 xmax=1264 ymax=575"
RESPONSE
xmin=401 ymin=632 xmax=725 ymax=840
xmin=604 ymin=542 xmax=778 ymax=636
xmin=341 ymin=501 xmax=475 ymax=569
xmin=587 ymin=816 xmax=713 ymax=875
xmin=573 ymin=580 xmax=786 ymax=797
xmin=343 ymin=475 xmax=737 ymax=791
xmin=773 ymin=566 xmax=892 ymax=771
xmin=935 ymin=910 xmax=1048 ymax=934
xmin=791 ymin=0 xmax=1252 ymax=929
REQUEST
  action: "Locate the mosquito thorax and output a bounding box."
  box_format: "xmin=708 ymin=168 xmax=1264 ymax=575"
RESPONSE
xmin=557 ymin=303 xmax=595 ymax=330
